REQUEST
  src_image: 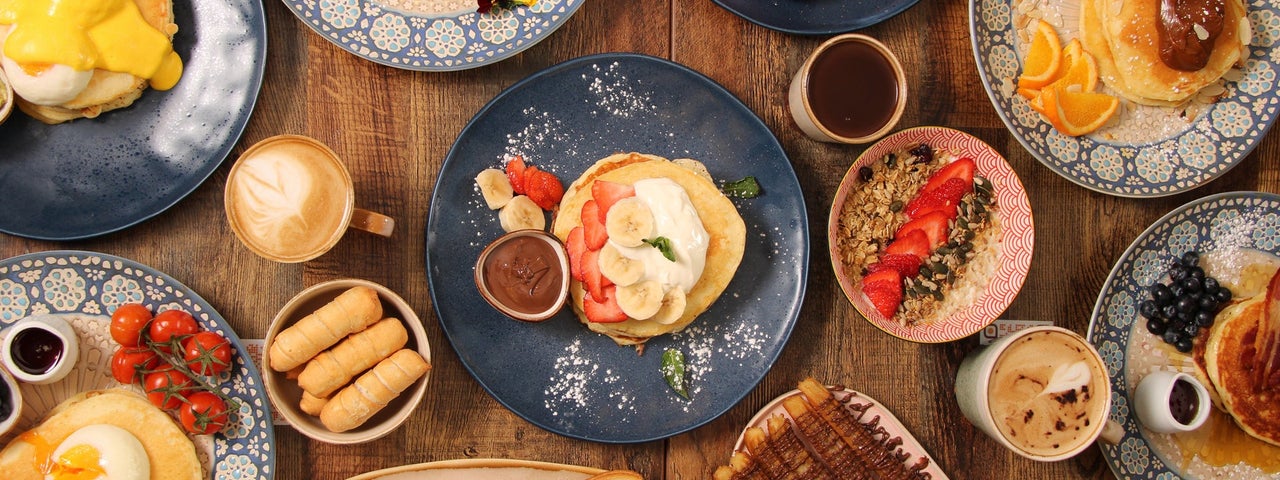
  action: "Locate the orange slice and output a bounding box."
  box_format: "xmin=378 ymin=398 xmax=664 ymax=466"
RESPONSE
xmin=1046 ymin=39 xmax=1098 ymax=93
xmin=1041 ymin=84 xmax=1119 ymax=136
xmin=1017 ymin=20 xmax=1063 ymax=90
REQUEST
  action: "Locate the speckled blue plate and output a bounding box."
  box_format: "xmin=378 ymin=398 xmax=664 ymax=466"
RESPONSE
xmin=282 ymin=0 xmax=582 ymax=71
xmin=426 ymin=53 xmax=808 ymax=443
xmin=0 ymin=251 xmax=275 ymax=479
xmin=713 ymin=0 xmax=918 ymax=35
xmin=1088 ymin=192 xmax=1280 ymax=478
xmin=0 ymin=0 xmax=266 ymax=240
xmin=970 ymin=0 xmax=1280 ymax=197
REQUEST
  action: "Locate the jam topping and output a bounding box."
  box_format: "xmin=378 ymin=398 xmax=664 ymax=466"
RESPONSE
xmin=11 ymin=327 xmax=63 ymax=375
xmin=1157 ymin=0 xmax=1227 ymax=71
xmin=1168 ymin=377 xmax=1201 ymax=425
xmin=482 ymin=235 xmax=564 ymax=316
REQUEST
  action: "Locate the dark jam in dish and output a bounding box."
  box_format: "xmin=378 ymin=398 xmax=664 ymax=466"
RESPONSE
xmin=11 ymin=327 xmax=63 ymax=375
xmin=807 ymin=40 xmax=900 ymax=139
xmin=1169 ymin=377 xmax=1201 ymax=425
xmin=0 ymin=378 xmax=10 ymax=420
xmin=483 ymin=235 xmax=564 ymax=316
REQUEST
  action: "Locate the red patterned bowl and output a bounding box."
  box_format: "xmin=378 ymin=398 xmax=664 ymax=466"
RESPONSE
xmin=828 ymin=126 xmax=1034 ymax=342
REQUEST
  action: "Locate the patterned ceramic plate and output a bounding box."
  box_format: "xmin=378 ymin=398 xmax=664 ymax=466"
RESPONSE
xmin=732 ymin=387 xmax=949 ymax=479
xmin=1088 ymin=192 xmax=1280 ymax=479
xmin=711 ymin=0 xmax=919 ymax=35
xmin=0 ymin=251 xmax=275 ymax=480
xmin=828 ymin=126 xmax=1034 ymax=343
xmin=282 ymin=0 xmax=582 ymax=71
xmin=969 ymin=0 xmax=1280 ymax=197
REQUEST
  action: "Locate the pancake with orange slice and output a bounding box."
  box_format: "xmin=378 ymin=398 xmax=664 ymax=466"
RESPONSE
xmin=551 ymin=152 xmax=746 ymax=347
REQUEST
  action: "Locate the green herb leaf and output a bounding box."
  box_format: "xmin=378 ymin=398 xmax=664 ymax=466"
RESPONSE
xmin=722 ymin=176 xmax=762 ymax=199
xmin=661 ymin=349 xmax=689 ymax=399
xmin=643 ymin=237 xmax=676 ymax=262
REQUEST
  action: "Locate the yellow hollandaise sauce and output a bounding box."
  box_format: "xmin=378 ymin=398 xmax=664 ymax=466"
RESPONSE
xmin=0 ymin=0 xmax=183 ymax=90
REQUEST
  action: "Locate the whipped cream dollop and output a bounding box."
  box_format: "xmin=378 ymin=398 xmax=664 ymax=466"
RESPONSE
xmin=610 ymin=178 xmax=708 ymax=296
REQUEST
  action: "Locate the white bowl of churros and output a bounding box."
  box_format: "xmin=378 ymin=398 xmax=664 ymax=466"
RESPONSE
xmin=263 ymin=279 xmax=433 ymax=444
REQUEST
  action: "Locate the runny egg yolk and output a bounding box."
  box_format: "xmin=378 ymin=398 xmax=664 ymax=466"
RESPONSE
xmin=20 ymin=424 xmax=150 ymax=480
xmin=50 ymin=444 xmax=107 ymax=480
xmin=0 ymin=0 xmax=183 ymax=90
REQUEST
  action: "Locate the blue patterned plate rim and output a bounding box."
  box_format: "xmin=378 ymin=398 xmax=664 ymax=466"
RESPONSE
xmin=968 ymin=0 xmax=1280 ymax=198
xmin=711 ymin=0 xmax=920 ymax=36
xmin=281 ymin=0 xmax=583 ymax=72
xmin=0 ymin=250 xmax=276 ymax=479
xmin=0 ymin=0 xmax=267 ymax=240
xmin=1086 ymin=191 xmax=1280 ymax=478
xmin=425 ymin=52 xmax=808 ymax=443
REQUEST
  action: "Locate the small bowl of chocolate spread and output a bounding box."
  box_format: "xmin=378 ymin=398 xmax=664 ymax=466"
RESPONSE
xmin=474 ymin=230 xmax=570 ymax=322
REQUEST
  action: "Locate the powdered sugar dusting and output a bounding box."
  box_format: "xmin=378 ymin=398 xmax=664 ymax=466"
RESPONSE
xmin=584 ymin=62 xmax=655 ymax=118
xmin=669 ymin=321 xmax=769 ymax=412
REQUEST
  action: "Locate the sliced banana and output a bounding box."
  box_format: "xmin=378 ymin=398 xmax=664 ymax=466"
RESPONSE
xmin=498 ymin=195 xmax=545 ymax=232
xmin=650 ymin=287 xmax=687 ymax=325
xmin=615 ymin=279 xmax=664 ymax=320
xmin=598 ymin=243 xmax=644 ymax=287
xmin=605 ymin=197 xmax=654 ymax=247
xmin=475 ymin=168 xmax=514 ymax=210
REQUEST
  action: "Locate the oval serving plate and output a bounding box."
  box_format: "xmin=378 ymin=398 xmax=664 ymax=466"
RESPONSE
xmin=0 ymin=251 xmax=275 ymax=479
xmin=712 ymin=0 xmax=919 ymax=36
xmin=1088 ymin=192 xmax=1280 ymax=479
xmin=282 ymin=0 xmax=582 ymax=71
xmin=829 ymin=126 xmax=1033 ymax=343
xmin=426 ymin=53 xmax=807 ymax=443
xmin=733 ymin=387 xmax=948 ymax=479
xmin=0 ymin=0 xmax=267 ymax=240
xmin=969 ymin=0 xmax=1280 ymax=197
xmin=349 ymin=458 xmax=610 ymax=480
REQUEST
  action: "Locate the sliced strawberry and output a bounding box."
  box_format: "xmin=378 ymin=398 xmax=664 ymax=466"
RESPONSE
xmin=583 ymin=285 xmax=629 ymax=323
xmin=505 ymin=156 xmax=528 ymax=195
xmin=912 ymin=203 xmax=959 ymax=221
xmin=866 ymin=253 xmax=923 ymax=278
xmin=581 ymin=200 xmax=608 ymax=250
xmin=566 ymin=227 xmax=587 ymax=282
xmin=884 ymin=229 xmax=931 ymax=260
xmin=905 ymin=177 xmax=971 ymax=218
xmin=525 ymin=169 xmax=565 ymax=211
xmin=581 ymin=247 xmax=606 ymax=302
xmin=895 ymin=210 xmax=951 ymax=248
xmin=860 ymin=269 xmax=903 ymax=319
xmin=920 ymin=157 xmax=975 ymax=195
xmin=591 ymin=180 xmax=636 ymax=224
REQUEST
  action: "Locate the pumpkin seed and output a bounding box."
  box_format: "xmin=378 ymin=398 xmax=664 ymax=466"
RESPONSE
xmin=889 ymin=200 xmax=904 ymax=212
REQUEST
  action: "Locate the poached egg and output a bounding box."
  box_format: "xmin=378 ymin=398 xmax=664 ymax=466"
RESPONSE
xmin=40 ymin=424 xmax=150 ymax=480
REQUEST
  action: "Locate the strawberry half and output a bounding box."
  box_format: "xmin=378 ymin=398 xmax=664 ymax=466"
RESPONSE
xmin=525 ymin=168 xmax=565 ymax=211
xmin=581 ymin=247 xmax=613 ymax=302
xmin=885 ymin=229 xmax=931 ymax=260
xmin=566 ymin=227 xmax=587 ymax=282
xmin=905 ymin=177 xmax=971 ymax=218
xmin=505 ymin=156 xmax=528 ymax=195
xmin=895 ymin=210 xmax=951 ymax=248
xmin=591 ymin=180 xmax=636 ymax=224
xmin=583 ymin=285 xmax=629 ymax=323
xmin=866 ymin=253 xmax=922 ymax=278
xmin=920 ymin=157 xmax=975 ymax=195
xmin=581 ymin=200 xmax=608 ymax=250
xmin=860 ymin=269 xmax=903 ymax=319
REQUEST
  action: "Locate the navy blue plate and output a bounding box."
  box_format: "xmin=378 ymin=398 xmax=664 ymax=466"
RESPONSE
xmin=0 ymin=0 xmax=267 ymax=240
xmin=713 ymin=0 xmax=919 ymax=36
xmin=426 ymin=53 xmax=808 ymax=443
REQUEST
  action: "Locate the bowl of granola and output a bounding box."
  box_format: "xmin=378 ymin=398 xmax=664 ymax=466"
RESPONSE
xmin=828 ymin=126 xmax=1033 ymax=342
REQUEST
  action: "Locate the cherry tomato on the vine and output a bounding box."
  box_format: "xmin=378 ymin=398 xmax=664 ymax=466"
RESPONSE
xmin=144 ymin=367 xmax=193 ymax=410
xmin=110 ymin=303 xmax=153 ymax=347
xmin=183 ymin=331 xmax=232 ymax=377
xmin=180 ymin=391 xmax=229 ymax=435
xmin=110 ymin=347 xmax=159 ymax=385
xmin=150 ymin=309 xmax=199 ymax=346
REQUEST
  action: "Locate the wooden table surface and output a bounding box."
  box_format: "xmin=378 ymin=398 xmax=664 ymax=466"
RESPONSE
xmin=3 ymin=0 xmax=1279 ymax=479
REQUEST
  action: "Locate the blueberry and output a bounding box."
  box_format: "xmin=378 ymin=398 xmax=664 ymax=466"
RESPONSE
xmin=1183 ymin=324 xmax=1200 ymax=338
xmin=1175 ymin=336 xmax=1194 ymax=353
xmin=908 ymin=143 xmax=933 ymax=163
xmin=1196 ymin=310 xmax=1216 ymax=326
xmin=1176 ymin=296 xmax=1198 ymax=313
xmin=858 ymin=167 xmax=873 ymax=181
xmin=1170 ymin=283 xmax=1187 ymax=298
xmin=1139 ymin=300 xmax=1158 ymax=319
xmin=1199 ymin=295 xmax=1218 ymax=312
xmin=1163 ymin=330 xmax=1183 ymax=345
xmin=1170 ymin=265 xmax=1189 ymax=282
xmin=1181 ymin=276 xmax=1203 ymax=293
xmin=1162 ymin=305 xmax=1180 ymax=319
xmin=1181 ymin=251 xmax=1200 ymax=267
xmin=1178 ymin=310 xmax=1196 ymax=323
xmin=1203 ymin=277 xmax=1220 ymax=294
xmin=1147 ymin=318 xmax=1168 ymax=335
xmin=1215 ymin=287 xmax=1233 ymax=305
xmin=1150 ymin=283 xmax=1175 ymax=306
xmin=1189 ymin=267 xmax=1205 ymax=280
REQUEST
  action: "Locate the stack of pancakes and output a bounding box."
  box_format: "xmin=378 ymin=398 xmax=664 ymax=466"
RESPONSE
xmin=551 ymin=153 xmax=746 ymax=347
xmin=3 ymin=0 xmax=178 ymax=124
xmin=1192 ymin=295 xmax=1280 ymax=447
xmin=1079 ymin=0 xmax=1250 ymax=106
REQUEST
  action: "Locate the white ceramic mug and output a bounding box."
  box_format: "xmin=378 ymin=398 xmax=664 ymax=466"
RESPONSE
xmin=955 ymin=325 xmax=1120 ymax=461
xmin=787 ymin=33 xmax=907 ymax=144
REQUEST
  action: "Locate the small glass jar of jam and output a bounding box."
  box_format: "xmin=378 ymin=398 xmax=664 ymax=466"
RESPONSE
xmin=474 ymin=230 xmax=570 ymax=322
xmin=1135 ymin=370 xmax=1210 ymax=433
xmin=1 ymin=315 xmax=79 ymax=385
